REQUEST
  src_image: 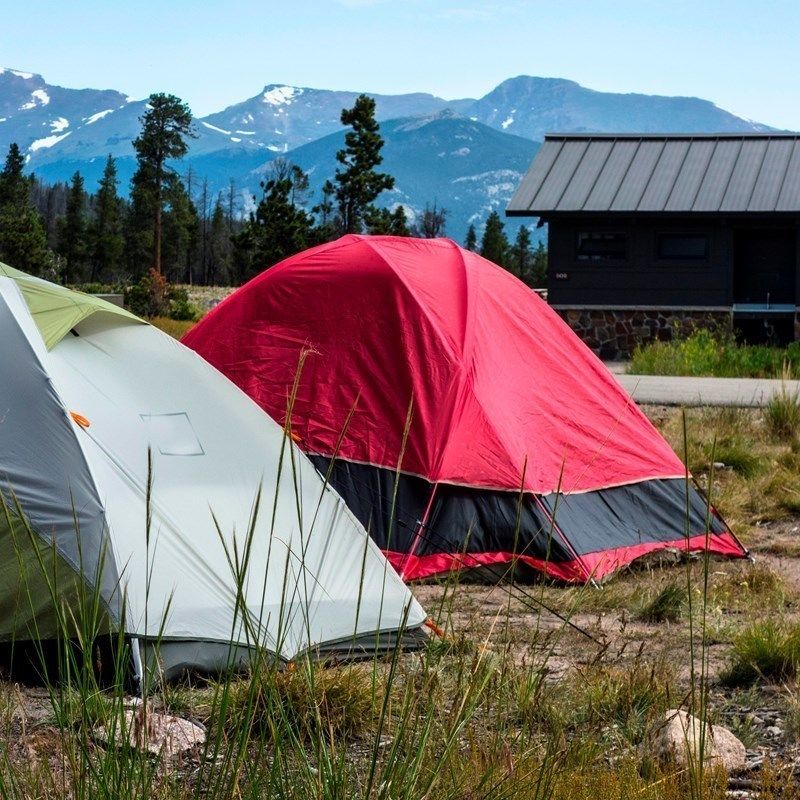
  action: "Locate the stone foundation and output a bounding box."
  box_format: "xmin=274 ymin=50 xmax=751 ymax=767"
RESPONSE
xmin=553 ymin=306 xmax=733 ymax=360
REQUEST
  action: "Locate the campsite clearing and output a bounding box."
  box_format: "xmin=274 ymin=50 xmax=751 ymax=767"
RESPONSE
xmin=2 ymin=405 xmax=800 ymax=796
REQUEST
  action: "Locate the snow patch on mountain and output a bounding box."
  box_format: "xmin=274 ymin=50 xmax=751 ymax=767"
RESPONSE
xmin=202 ymin=121 xmax=231 ymax=135
xmin=20 ymin=89 xmax=50 ymax=110
xmin=85 ymin=109 xmax=114 ymax=124
xmin=263 ymin=86 xmax=301 ymax=106
xmin=453 ymin=168 xmax=521 ymax=184
xmin=1 ymin=69 xmax=35 ymax=79
xmin=29 ymin=131 xmax=71 ymax=151
xmin=50 ymin=117 xmax=69 ymax=133
xmin=501 ymin=109 xmax=516 ymax=129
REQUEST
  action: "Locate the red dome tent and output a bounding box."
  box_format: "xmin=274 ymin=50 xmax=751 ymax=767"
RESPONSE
xmin=183 ymin=235 xmax=746 ymax=582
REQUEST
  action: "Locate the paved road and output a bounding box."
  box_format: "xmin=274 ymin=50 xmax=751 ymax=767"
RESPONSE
xmin=613 ymin=372 xmax=800 ymax=407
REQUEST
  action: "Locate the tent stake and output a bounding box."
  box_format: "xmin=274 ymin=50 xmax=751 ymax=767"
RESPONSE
xmin=131 ymin=637 xmax=144 ymax=696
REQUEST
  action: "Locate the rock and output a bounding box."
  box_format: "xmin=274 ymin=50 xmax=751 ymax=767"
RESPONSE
xmin=765 ymin=725 xmax=783 ymax=738
xmin=95 ymin=708 xmax=206 ymax=758
xmin=650 ymin=709 xmax=747 ymax=774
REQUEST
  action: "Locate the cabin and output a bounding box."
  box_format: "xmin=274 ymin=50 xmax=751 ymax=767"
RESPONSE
xmin=507 ymin=133 xmax=800 ymax=358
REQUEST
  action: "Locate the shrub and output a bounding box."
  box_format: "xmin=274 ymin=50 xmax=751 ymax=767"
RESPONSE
xmin=635 ymin=583 xmax=687 ymax=623
xmin=765 ymin=384 xmax=800 ymax=441
xmin=721 ymin=620 xmax=800 ymax=686
xmin=124 ymin=270 xmax=201 ymax=321
xmin=124 ymin=268 xmax=172 ymax=318
xmin=630 ymin=328 xmax=800 ymax=378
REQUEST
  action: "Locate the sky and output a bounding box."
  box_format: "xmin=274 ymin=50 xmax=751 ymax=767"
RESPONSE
xmin=1 ymin=0 xmax=799 ymax=129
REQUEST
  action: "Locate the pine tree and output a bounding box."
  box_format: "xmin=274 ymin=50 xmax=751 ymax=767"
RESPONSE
xmin=509 ymin=224 xmax=531 ymax=281
xmin=90 ymin=155 xmax=125 ymax=281
xmin=56 ymin=171 xmax=89 ymax=283
xmin=161 ymin=178 xmax=199 ymax=283
xmin=334 ymin=95 xmax=394 ymax=234
xmin=132 ymin=93 xmax=194 ymax=274
xmin=207 ymin=196 xmax=232 ymax=285
xmin=233 ymin=164 xmax=313 ymax=278
xmin=479 ymin=211 xmax=509 ymax=266
xmin=124 ymin=164 xmax=155 ymax=277
xmin=311 ymin=179 xmax=337 ymax=244
xmin=0 ymin=143 xmax=28 ymax=207
xmin=464 ymin=223 xmax=477 ymax=251
xmin=0 ymin=143 xmax=51 ymax=276
xmin=364 ymin=205 xmax=409 ymax=236
xmin=530 ymin=241 xmax=548 ymax=287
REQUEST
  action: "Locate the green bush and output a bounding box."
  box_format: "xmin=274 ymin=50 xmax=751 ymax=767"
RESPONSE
xmin=765 ymin=385 xmax=800 ymax=440
xmin=721 ymin=620 xmax=800 ymax=686
xmin=635 ymin=583 xmax=687 ymax=623
xmin=630 ymin=328 xmax=800 ymax=378
xmin=124 ymin=270 xmax=201 ymax=321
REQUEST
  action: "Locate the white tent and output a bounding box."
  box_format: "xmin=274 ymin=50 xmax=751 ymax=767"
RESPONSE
xmin=0 ymin=267 xmax=426 ymax=682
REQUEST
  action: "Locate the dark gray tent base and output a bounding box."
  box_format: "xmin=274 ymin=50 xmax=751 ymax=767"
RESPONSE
xmin=0 ymin=626 xmax=429 ymax=688
xmin=310 ymin=455 xmax=741 ymax=581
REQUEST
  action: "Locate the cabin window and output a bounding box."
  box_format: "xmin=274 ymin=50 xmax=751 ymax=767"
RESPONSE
xmin=576 ymin=232 xmax=627 ymax=262
xmin=656 ymin=233 xmax=709 ymax=261
xmin=140 ymin=412 xmax=205 ymax=456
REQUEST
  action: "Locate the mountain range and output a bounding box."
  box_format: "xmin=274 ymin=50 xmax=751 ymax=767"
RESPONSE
xmin=0 ymin=68 xmax=778 ymax=242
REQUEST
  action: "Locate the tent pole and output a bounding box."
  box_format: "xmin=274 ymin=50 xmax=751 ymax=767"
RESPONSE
xmin=401 ymin=483 xmax=439 ymax=580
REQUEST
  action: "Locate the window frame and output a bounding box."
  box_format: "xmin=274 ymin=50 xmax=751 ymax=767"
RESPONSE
xmin=654 ymin=231 xmax=710 ymax=263
xmin=574 ymin=230 xmax=629 ymax=264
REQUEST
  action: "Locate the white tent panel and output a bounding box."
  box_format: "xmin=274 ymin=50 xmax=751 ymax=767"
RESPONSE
xmin=31 ymin=311 xmax=425 ymax=661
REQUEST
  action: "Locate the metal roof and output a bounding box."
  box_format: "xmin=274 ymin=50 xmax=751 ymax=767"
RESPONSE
xmin=507 ymin=134 xmax=800 ymax=216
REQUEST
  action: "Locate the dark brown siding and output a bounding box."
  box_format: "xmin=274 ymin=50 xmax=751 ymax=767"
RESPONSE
xmin=547 ymin=216 xmax=732 ymax=306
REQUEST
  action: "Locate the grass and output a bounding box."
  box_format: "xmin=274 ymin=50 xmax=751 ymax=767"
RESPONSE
xmin=649 ymin=405 xmax=800 ymax=535
xmin=635 ymin=582 xmax=687 ymax=623
xmin=721 ymin=620 xmax=800 ymax=686
xmin=765 ymin=381 xmax=800 ymax=441
xmin=149 ymin=316 xmax=196 ymax=339
xmin=629 ymin=327 xmax=800 ymax=378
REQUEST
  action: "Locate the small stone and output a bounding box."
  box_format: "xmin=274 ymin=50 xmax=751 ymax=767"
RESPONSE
xmin=95 ymin=708 xmax=206 ymax=758
xmin=765 ymin=726 xmax=782 ymax=738
xmin=650 ymin=709 xmax=747 ymax=774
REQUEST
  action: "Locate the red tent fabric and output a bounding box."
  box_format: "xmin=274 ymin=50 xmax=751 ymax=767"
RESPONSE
xmin=183 ymin=235 xmax=746 ymax=582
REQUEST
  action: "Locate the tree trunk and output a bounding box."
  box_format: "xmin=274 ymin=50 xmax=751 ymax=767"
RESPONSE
xmin=154 ymin=157 xmax=163 ymax=274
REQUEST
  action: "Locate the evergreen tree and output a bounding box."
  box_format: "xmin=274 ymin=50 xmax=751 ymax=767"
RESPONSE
xmin=0 ymin=143 xmax=28 ymax=207
xmin=310 ymin=179 xmax=338 ymax=244
xmin=56 ymin=171 xmax=89 ymax=283
xmin=464 ymin=223 xmax=477 ymax=251
xmin=90 ymin=155 xmax=125 ymax=281
xmin=479 ymin=211 xmax=509 ymax=266
xmin=233 ymin=164 xmax=313 ymax=277
xmin=160 ymin=178 xmax=198 ymax=283
xmin=334 ymin=95 xmax=394 ymax=234
xmin=124 ymin=163 xmax=155 ymax=277
xmin=530 ymin=241 xmax=548 ymax=287
xmin=364 ymin=205 xmax=409 ymax=236
xmin=207 ymin=196 xmax=232 ymax=285
xmin=132 ymin=93 xmax=194 ymax=273
xmin=509 ymin=224 xmax=531 ymax=281
xmin=0 ymin=143 xmax=51 ymax=276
